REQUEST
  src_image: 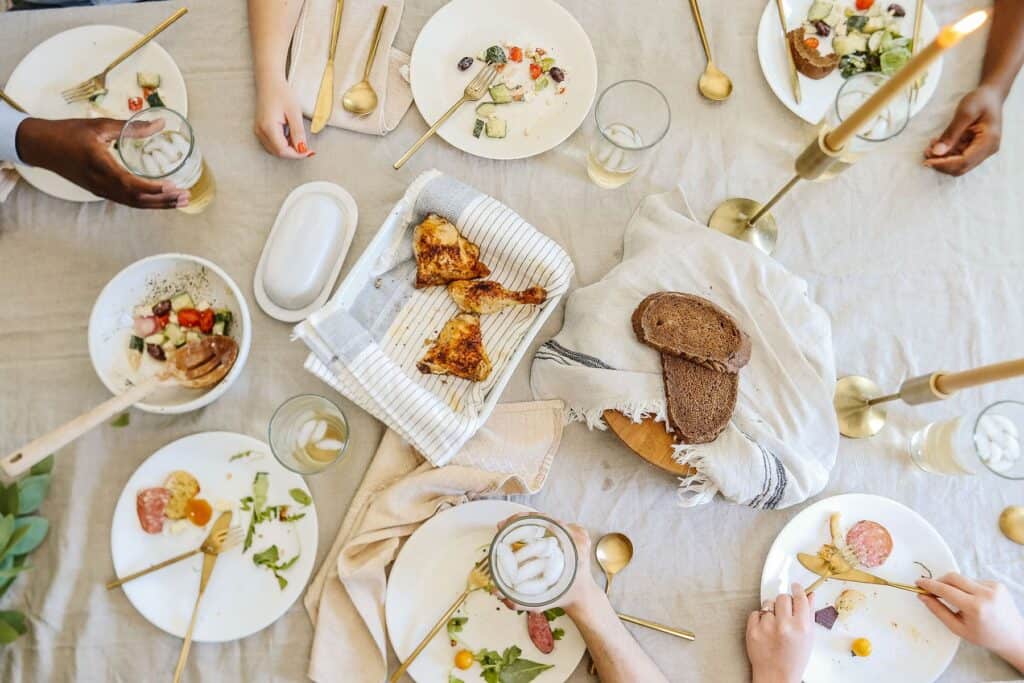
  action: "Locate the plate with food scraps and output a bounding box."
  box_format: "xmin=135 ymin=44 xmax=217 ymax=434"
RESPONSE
xmin=88 ymin=253 xmax=252 ymax=415
xmin=110 ymin=431 xmax=317 ymax=642
xmin=761 ymin=493 xmax=958 ymax=683
xmin=386 ymin=500 xmax=586 ymax=683
xmin=409 ymin=0 xmax=597 ymax=161
xmin=4 ymin=24 xmax=188 ymax=202
xmin=757 ymin=0 xmax=940 ymax=124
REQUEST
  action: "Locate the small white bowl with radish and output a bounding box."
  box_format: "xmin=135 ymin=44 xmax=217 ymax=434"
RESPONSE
xmin=88 ymin=254 xmax=252 ymax=414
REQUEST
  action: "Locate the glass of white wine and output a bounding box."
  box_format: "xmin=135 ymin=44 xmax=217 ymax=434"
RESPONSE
xmin=269 ymin=394 xmax=349 ymax=475
xmin=586 ymin=80 xmax=671 ymax=189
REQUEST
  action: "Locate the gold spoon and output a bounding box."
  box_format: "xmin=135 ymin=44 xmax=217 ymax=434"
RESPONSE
xmin=999 ymin=506 xmax=1024 ymax=544
xmin=342 ymin=5 xmax=388 ymax=117
xmin=687 ymin=0 xmax=733 ymax=101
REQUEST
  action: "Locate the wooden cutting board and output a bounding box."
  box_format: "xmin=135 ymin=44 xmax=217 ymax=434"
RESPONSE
xmin=603 ymin=410 xmax=696 ymax=476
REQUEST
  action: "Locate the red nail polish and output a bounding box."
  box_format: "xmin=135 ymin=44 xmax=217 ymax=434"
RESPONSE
xmin=296 ymin=141 xmax=308 ymax=154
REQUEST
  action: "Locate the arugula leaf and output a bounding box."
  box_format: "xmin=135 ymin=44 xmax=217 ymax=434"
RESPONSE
xmin=448 ymin=674 xmax=465 ymax=683
xmin=473 ymin=646 xmax=551 ymax=683
xmin=252 ymin=544 xmax=299 ymax=590
xmin=498 ymin=657 xmax=554 ymax=683
xmin=110 ymin=413 xmax=130 ymax=428
xmin=289 ymin=488 xmax=312 ymax=506
xmin=229 ymin=450 xmax=253 ymax=462
xmin=242 ymin=472 xmax=269 ymax=552
xmin=446 ymin=616 xmax=468 ymax=639
xmin=252 ymin=545 xmax=279 ymax=565
xmin=542 ymin=607 xmax=565 ymax=622
xmin=551 ymin=627 xmax=564 ymax=641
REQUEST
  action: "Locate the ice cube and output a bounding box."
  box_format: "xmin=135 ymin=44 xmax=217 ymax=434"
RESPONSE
xmin=496 ymin=543 xmax=518 ymax=583
xmin=513 ymin=579 xmax=548 ymax=595
xmin=540 ymin=551 xmax=565 ymax=585
xmin=503 ymin=524 xmax=545 ymax=546
xmin=516 ymin=558 xmax=547 ymax=582
xmin=514 ymin=537 xmax=556 ymax=562
xmin=296 ymin=419 xmax=316 ymax=448
xmin=312 ymin=420 xmax=328 ymax=443
xmin=141 ymin=154 xmax=160 ymax=177
xmin=316 ymin=439 xmax=344 ymax=452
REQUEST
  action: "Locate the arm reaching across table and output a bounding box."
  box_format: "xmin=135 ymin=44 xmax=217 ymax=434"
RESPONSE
xmin=247 ymin=0 xmax=314 ymax=159
xmin=924 ymin=0 xmax=1024 ymax=176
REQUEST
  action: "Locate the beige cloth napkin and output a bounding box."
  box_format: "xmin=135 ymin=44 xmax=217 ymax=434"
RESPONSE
xmin=289 ymin=0 xmax=413 ymax=136
xmin=303 ymin=400 xmax=564 ymax=683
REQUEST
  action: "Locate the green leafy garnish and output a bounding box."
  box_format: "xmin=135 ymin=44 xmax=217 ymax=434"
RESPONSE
xmin=110 ymin=413 xmax=130 ymax=428
xmin=289 ymin=488 xmax=312 ymax=506
xmin=551 ymin=627 xmax=564 ymax=641
xmin=229 ymin=450 xmax=253 ymax=462
xmin=474 ymin=646 xmax=552 ymax=683
xmin=447 ymin=616 xmax=468 ymax=639
xmin=242 ymin=472 xmax=269 ymax=552
xmin=542 ymin=607 xmax=565 ymax=622
xmin=252 ymin=544 xmax=299 ymax=590
xmin=449 ymin=675 xmax=465 ymax=683
xmin=483 ymin=45 xmax=507 ymax=65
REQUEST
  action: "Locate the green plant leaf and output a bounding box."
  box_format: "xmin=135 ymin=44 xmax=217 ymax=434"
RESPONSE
xmin=15 ymin=475 xmax=51 ymax=515
xmin=110 ymin=413 xmax=130 ymax=428
xmin=498 ymin=657 xmax=554 ymax=683
xmin=0 ymin=485 xmax=14 ymax=517
xmin=1 ymin=525 xmax=31 ymax=562
xmin=288 ymin=489 xmax=312 ymax=506
xmin=0 ymin=611 xmax=26 ymax=635
xmin=0 ymin=618 xmax=21 ymax=644
xmin=29 ymin=456 xmax=54 ymax=476
xmin=0 ymin=516 xmax=15 ymax=553
xmin=7 ymin=517 xmax=48 ymax=556
xmin=0 ymin=563 xmax=30 ymax=580
xmin=0 ymin=556 xmax=27 ymax=601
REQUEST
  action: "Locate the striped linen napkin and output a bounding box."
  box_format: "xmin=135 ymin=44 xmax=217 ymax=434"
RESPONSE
xmin=296 ymin=170 xmax=574 ymax=466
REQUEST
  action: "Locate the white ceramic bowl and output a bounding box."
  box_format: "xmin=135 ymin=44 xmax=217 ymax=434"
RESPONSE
xmin=88 ymin=254 xmax=252 ymax=414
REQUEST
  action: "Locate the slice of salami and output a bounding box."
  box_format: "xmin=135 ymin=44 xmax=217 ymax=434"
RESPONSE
xmin=136 ymin=487 xmax=171 ymax=534
xmin=526 ymin=611 xmax=555 ymax=654
xmin=845 ymin=520 xmax=893 ymax=568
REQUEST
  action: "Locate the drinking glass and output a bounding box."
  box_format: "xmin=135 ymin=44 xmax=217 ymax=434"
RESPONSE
xmin=117 ymin=106 xmax=216 ymax=213
xmin=815 ymin=72 xmax=912 ymax=181
xmin=908 ymin=400 xmax=1024 ymax=478
xmin=488 ymin=514 xmax=578 ymax=609
xmin=269 ymin=394 xmax=349 ymax=475
xmin=586 ymin=80 xmax=671 ymax=189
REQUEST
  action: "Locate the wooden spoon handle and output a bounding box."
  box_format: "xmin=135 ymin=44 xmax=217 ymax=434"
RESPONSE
xmin=1 ymin=377 xmax=160 ymax=481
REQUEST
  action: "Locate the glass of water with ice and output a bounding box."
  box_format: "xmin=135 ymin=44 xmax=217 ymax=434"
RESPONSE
xmin=908 ymin=400 xmax=1024 ymax=478
xmin=586 ymin=80 xmax=671 ymax=189
xmin=117 ymin=106 xmax=216 ymax=214
xmin=269 ymin=394 xmax=350 ymax=475
xmin=488 ymin=515 xmax=579 ymax=608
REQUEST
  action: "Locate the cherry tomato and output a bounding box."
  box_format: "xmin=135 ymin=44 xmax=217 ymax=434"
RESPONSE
xmin=851 ymin=637 xmax=872 ymax=657
xmin=176 ymin=308 xmax=201 ymax=328
xmin=198 ymin=308 xmax=215 ymax=334
xmin=804 ymin=37 xmax=820 ymax=49
xmin=154 ymin=314 xmax=170 ymax=330
xmin=529 ymin=63 xmax=542 ymax=80
xmin=509 ymin=46 xmax=523 ymax=63
xmin=454 ymin=650 xmax=473 ymax=670
xmin=128 ymin=96 xmax=144 ymax=112
xmin=855 ymin=0 xmax=874 ymax=9
xmin=186 ymin=498 xmax=212 ymax=526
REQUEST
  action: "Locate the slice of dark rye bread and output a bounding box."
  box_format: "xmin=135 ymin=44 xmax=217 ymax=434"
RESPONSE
xmin=662 ymin=354 xmax=738 ymax=444
xmin=632 ymin=292 xmax=752 ymax=373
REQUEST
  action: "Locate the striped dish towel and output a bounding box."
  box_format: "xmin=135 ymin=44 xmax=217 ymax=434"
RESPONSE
xmin=295 ymin=170 xmax=574 ymax=466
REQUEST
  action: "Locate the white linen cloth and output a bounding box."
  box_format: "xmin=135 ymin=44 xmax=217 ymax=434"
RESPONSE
xmin=303 ymin=400 xmax=564 ymax=683
xmin=296 ymin=170 xmax=574 ymax=467
xmin=289 ymin=0 xmax=413 ymax=136
xmin=531 ymin=186 xmax=838 ymax=509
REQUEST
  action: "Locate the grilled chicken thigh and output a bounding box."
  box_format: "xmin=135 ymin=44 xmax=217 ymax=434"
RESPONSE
xmin=417 ymin=313 xmax=492 ymax=382
xmin=413 ymin=214 xmax=491 ymax=288
xmin=447 ymin=280 xmax=548 ymax=314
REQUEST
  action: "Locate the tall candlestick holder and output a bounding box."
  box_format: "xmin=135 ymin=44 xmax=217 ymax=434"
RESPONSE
xmin=835 ymin=357 xmax=1024 ymax=438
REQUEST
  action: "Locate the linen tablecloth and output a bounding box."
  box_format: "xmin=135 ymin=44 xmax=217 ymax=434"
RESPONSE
xmin=0 ymin=1 xmax=1022 ymax=681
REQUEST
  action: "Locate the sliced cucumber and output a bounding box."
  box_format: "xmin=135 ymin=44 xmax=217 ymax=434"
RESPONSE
xmin=214 ymin=310 xmax=233 ymax=336
xmin=540 ymin=57 xmax=556 ymax=72
xmin=807 ymin=0 xmax=833 ymax=21
xmin=489 ymin=83 xmax=513 ymax=104
xmin=212 ymin=321 xmax=226 ymax=336
xmin=185 ymin=331 xmax=202 ymax=344
xmin=164 ymin=323 xmax=186 ymax=347
xmin=485 ymin=117 xmax=507 ymax=139
xmin=475 ymin=103 xmax=500 ymax=117
xmin=170 ymin=292 xmax=195 ymax=312
xmin=534 ymin=76 xmax=550 ymax=92
xmin=143 ymin=333 xmax=166 ymax=345
xmin=129 ymin=335 xmax=145 ymax=352
xmin=472 ymin=119 xmax=486 ymax=138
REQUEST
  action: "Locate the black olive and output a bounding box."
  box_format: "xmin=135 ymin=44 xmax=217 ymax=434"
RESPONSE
xmin=888 ymin=3 xmax=906 ymax=17
xmin=147 ymin=343 xmax=166 ymax=361
xmin=152 ymin=299 xmax=172 ymax=316
xmin=812 ymin=19 xmax=831 ymax=37
xmin=548 ymin=66 xmax=565 ymax=83
xmin=457 ymin=57 xmax=474 ymax=71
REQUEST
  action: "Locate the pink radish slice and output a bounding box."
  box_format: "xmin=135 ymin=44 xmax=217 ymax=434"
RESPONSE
xmin=134 ymin=316 xmax=157 ymax=336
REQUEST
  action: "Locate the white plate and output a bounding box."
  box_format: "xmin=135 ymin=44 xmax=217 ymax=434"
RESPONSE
xmin=110 ymin=432 xmax=318 ymax=642
xmin=761 ymin=493 xmax=959 ymax=683
xmin=410 ymin=0 xmax=597 ymax=160
xmin=386 ymin=500 xmax=586 ymax=683
xmin=756 ymin=1 xmax=941 ymax=123
xmin=88 ymin=253 xmax=252 ymax=415
xmin=4 ymin=24 xmax=188 ymax=202
xmin=254 ymin=181 xmax=358 ymax=323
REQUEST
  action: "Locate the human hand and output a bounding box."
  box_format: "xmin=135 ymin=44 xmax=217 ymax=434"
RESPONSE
xmin=923 ymin=85 xmax=1004 ymax=176
xmin=746 ymin=583 xmax=815 ymax=683
xmin=253 ymin=76 xmax=313 ymax=159
xmin=918 ymin=573 xmax=1024 ymax=669
xmin=16 ymin=117 xmax=188 ymax=209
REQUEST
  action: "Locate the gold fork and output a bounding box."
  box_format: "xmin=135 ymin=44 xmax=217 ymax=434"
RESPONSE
xmin=393 ymin=64 xmax=499 ymax=170
xmin=389 ymin=557 xmax=492 ymax=682
xmin=0 ymin=89 xmax=26 ymax=114
xmin=105 ymin=525 xmax=242 ymax=590
xmin=61 ymin=8 xmax=188 ymax=104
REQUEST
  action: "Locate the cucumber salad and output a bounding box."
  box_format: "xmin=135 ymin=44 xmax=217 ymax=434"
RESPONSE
xmin=456 ymin=44 xmax=568 ymax=140
xmin=128 ymin=292 xmax=233 ymax=368
xmin=803 ymin=1 xmax=911 ymax=79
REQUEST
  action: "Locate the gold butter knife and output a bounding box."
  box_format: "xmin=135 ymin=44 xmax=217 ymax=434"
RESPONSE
xmin=910 ymin=0 xmax=925 ymax=104
xmin=172 ymin=511 xmax=232 ymax=683
xmin=797 ymin=552 xmax=930 ymax=595
xmin=774 ymin=0 xmax=801 ymax=104
xmin=311 ymin=0 xmax=346 ymax=134
xmin=0 ymin=89 xmax=27 ymax=114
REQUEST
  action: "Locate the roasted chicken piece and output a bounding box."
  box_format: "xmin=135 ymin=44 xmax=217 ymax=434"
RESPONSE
xmin=447 ymin=280 xmax=548 ymax=314
xmin=413 ymin=214 xmax=491 ymax=288
xmin=417 ymin=313 xmax=492 ymax=382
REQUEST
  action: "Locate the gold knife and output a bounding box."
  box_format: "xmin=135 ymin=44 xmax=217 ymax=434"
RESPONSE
xmin=910 ymin=0 xmax=926 ymax=104
xmin=173 ymin=511 xmax=232 ymax=683
xmin=0 ymin=89 xmax=27 ymax=114
xmin=797 ymin=553 xmax=929 ymax=595
xmin=774 ymin=0 xmax=801 ymax=104
xmin=311 ymin=0 xmax=346 ymax=134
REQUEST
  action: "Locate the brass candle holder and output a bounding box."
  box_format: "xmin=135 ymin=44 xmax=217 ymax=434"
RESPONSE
xmin=835 ymin=357 xmax=1024 ymax=438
